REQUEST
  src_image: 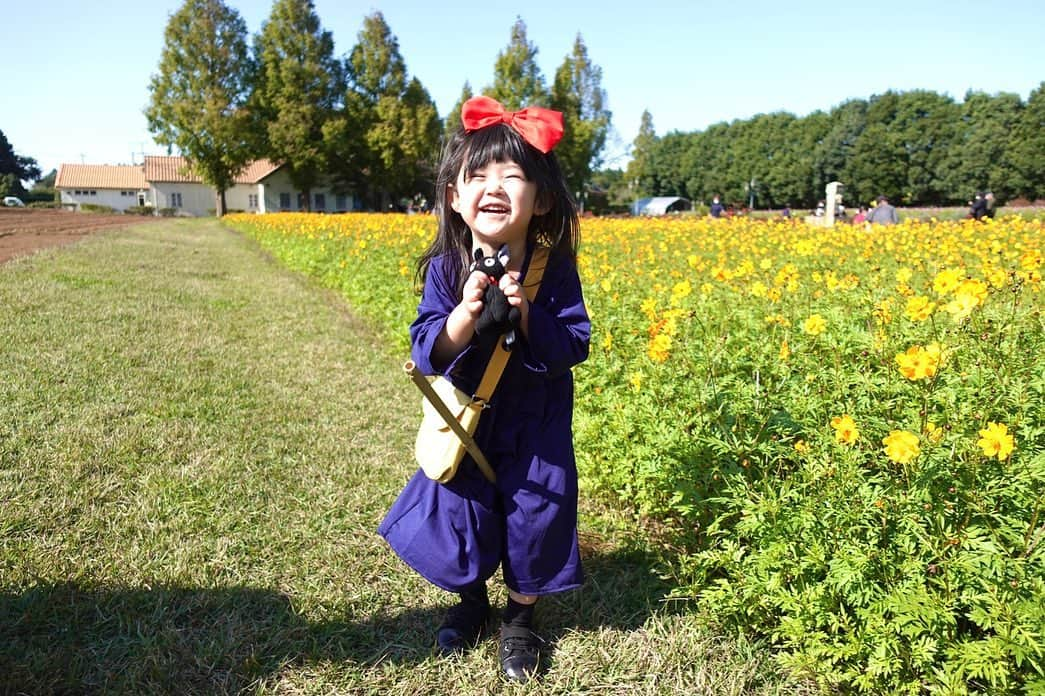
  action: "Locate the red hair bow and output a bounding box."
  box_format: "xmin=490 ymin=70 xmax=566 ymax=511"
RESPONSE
xmin=461 ymin=96 xmax=564 ymax=153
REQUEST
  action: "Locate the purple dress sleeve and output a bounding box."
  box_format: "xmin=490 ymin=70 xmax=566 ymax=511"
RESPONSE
xmin=408 ymin=250 xmax=589 ymax=381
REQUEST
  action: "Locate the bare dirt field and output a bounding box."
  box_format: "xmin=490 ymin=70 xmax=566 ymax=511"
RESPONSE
xmin=0 ymin=208 xmax=157 ymax=264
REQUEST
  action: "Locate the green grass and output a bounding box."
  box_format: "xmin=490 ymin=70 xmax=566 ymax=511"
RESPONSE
xmin=0 ymin=220 xmax=814 ymax=694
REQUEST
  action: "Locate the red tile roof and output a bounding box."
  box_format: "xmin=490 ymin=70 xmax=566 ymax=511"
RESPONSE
xmin=55 ymin=164 xmax=146 ymax=189
xmin=143 ymin=156 xmax=280 ymax=184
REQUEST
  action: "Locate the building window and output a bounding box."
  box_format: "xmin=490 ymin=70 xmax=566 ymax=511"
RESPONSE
xmin=314 ymin=193 xmax=326 ymax=211
xmin=335 ymin=194 xmax=347 ymax=211
xmin=279 ymin=192 xmax=291 ymax=210
xmin=170 ymin=192 xmax=182 ymax=208
xmin=90 ymin=190 xmax=97 ymax=196
xmin=248 ymin=194 xmax=258 ymax=209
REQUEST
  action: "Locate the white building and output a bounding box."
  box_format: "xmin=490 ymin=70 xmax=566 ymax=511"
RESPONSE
xmin=55 ymin=164 xmax=148 ymax=212
xmin=55 ymin=156 xmax=362 ymax=217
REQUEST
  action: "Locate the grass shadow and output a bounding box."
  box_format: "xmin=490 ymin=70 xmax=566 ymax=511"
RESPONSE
xmin=0 ymin=581 xmax=448 ymax=693
xmin=1 ymin=542 xmax=673 ymax=692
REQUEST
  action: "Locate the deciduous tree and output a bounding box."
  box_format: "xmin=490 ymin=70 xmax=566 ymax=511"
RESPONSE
xmin=145 ymin=0 xmax=255 ymax=216
xmin=1008 ymin=82 xmax=1045 ymax=201
xmin=0 ymin=129 xmax=41 ymax=197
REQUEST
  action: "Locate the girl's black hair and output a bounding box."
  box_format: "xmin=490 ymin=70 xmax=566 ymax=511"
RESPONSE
xmin=415 ymin=122 xmax=580 ymax=294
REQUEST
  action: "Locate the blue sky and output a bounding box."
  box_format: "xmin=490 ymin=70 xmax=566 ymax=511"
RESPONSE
xmin=4 ymin=0 xmax=1043 ymax=178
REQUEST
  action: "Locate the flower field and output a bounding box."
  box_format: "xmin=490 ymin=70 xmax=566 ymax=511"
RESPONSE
xmin=225 ymin=212 xmax=1044 ymax=694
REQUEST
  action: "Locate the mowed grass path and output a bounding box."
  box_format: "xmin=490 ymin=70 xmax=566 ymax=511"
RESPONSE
xmin=0 ymin=220 xmax=811 ymax=694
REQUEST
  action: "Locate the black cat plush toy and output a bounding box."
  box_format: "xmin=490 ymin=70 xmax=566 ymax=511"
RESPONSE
xmin=470 ymin=244 xmax=521 ymax=350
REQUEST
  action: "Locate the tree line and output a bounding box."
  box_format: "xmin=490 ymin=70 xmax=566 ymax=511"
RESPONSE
xmin=604 ymin=85 xmax=1045 ymax=210
xmin=145 ymin=0 xmax=610 ymax=215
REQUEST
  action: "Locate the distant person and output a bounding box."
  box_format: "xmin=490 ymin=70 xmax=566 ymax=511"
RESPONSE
xmin=866 ymin=195 xmax=898 ymax=225
xmin=709 ymin=196 xmax=725 ymax=218
xmin=814 ymin=200 xmax=825 ymax=217
xmin=984 ymin=191 xmax=997 ymax=219
xmin=852 ymin=206 xmax=868 ymax=224
xmin=781 ymin=206 xmax=791 ymax=219
xmin=970 ymin=192 xmax=987 ymax=220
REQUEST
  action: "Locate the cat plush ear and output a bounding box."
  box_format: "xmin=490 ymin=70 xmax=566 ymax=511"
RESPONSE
xmin=496 ymin=243 xmax=510 ymax=266
xmin=474 ymin=248 xmax=484 ymax=262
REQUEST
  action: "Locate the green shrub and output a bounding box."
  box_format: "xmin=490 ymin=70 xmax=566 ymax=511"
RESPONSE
xmin=80 ymin=203 xmax=116 ymax=214
xmin=124 ymin=205 xmax=155 ymax=216
xmin=158 ymin=208 xmax=177 ymax=217
xmin=27 ymin=201 xmax=60 ymax=209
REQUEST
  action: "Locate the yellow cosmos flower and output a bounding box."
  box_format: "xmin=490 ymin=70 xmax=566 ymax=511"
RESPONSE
xmin=977 ymin=422 xmax=1015 ymax=461
xmin=1020 ymin=249 xmax=1042 ymax=270
xmin=793 ymin=440 xmax=809 ymax=453
xmin=904 ymin=295 xmax=936 ymax=321
xmin=601 ymin=331 xmax=613 ymax=351
xmin=932 ymin=268 xmax=962 ymax=296
xmin=874 ymin=297 xmax=894 ymax=325
xmin=647 ymin=333 xmax=672 ymax=363
xmin=803 ymin=314 xmax=827 ymax=336
xmin=924 ymin=422 xmax=944 ymax=443
xmin=895 ymin=343 xmax=942 ymax=381
xmin=983 ymin=264 xmax=1008 ymax=288
xmin=943 ymin=292 xmax=978 ymax=323
xmin=957 ymin=278 xmax=988 ymax=304
xmin=629 ymin=373 xmax=642 ymax=391
xmin=895 ymin=267 xmax=913 ymax=284
xmin=779 ymin=339 xmax=790 ymax=361
xmin=830 ymin=415 xmax=860 ymax=445
xmin=882 ymin=430 xmax=920 ymax=464
xmin=670 ymin=280 xmax=692 ymax=306
xmin=640 ymin=297 xmax=658 ymax=321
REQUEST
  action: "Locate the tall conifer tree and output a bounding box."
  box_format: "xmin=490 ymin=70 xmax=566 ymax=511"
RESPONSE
xmin=487 ymin=18 xmax=548 ymax=110
xmin=550 ymin=34 xmax=611 ymax=205
xmin=252 ymin=0 xmax=343 ymax=211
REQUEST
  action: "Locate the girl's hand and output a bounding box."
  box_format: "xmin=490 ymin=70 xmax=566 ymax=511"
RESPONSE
xmin=437 ymin=270 xmax=489 ymax=359
xmin=461 ymin=269 xmax=489 ymax=320
xmin=500 ymin=271 xmax=529 ymax=325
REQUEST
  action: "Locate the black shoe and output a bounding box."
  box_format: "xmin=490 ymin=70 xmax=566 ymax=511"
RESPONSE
xmin=499 ymin=624 xmax=543 ymax=682
xmin=434 ymin=598 xmax=490 ymax=656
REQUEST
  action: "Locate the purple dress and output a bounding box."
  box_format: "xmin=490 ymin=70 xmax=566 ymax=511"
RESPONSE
xmin=379 ymin=245 xmax=590 ymax=595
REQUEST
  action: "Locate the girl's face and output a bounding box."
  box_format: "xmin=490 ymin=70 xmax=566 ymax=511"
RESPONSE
xmin=450 ymin=158 xmax=548 ymax=254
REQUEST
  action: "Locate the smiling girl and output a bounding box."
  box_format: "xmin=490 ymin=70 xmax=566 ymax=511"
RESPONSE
xmin=378 ymin=96 xmax=589 ymax=682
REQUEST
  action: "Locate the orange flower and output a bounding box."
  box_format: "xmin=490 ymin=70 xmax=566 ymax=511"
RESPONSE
xmin=895 ymin=343 xmax=941 ymax=381
xmin=830 ymin=415 xmax=860 ymax=445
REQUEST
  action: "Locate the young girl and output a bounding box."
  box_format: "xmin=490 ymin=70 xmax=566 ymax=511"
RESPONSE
xmin=378 ymin=95 xmax=589 ymax=682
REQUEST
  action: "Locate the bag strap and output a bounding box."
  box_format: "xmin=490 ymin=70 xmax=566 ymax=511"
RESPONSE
xmin=473 ymin=246 xmax=549 ymax=404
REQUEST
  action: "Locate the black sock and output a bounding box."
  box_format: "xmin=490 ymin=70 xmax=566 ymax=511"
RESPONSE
xmin=502 ymin=597 xmax=535 ymax=628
